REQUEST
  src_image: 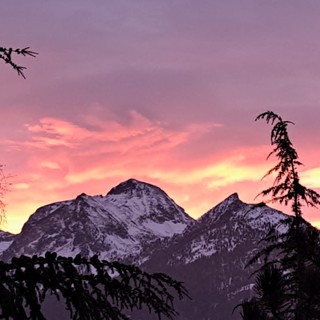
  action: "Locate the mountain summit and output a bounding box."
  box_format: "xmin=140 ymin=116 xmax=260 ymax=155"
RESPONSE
xmin=1 ymin=179 xmax=193 ymax=262
xmin=107 ymin=178 xmax=162 ymax=196
xmin=106 ymin=178 xmax=192 ymax=225
xmin=141 ymin=193 xmax=287 ymax=319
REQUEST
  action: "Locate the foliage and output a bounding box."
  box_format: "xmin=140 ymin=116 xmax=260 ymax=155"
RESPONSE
xmin=239 ymin=221 xmax=320 ymax=320
xmin=0 ymin=46 xmax=38 ymax=79
xmin=0 ymin=252 xmax=189 ymax=320
xmin=235 ymin=298 xmax=268 ymax=320
xmin=255 ymin=111 xmax=320 ymax=216
xmin=236 ymin=111 xmax=320 ymax=319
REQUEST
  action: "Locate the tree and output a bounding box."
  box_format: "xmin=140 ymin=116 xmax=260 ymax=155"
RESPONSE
xmin=236 ymin=111 xmax=320 ymax=319
xmin=0 ymin=165 xmax=10 ymax=224
xmin=255 ymin=111 xmax=320 ymax=217
xmin=0 ymin=252 xmax=189 ymax=320
xmin=0 ymin=46 xmax=37 ymax=79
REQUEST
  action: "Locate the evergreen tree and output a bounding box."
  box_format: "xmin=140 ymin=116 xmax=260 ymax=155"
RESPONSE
xmin=0 ymin=252 xmax=189 ymax=320
xmin=236 ymin=111 xmax=320 ymax=319
xmin=255 ymin=111 xmax=320 ymax=217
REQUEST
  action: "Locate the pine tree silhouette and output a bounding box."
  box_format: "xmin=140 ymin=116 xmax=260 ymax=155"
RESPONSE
xmin=236 ymin=111 xmax=320 ymax=320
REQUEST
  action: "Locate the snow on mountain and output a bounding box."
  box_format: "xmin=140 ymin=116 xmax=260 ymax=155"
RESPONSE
xmin=140 ymin=193 xmax=289 ymax=320
xmin=0 ymin=231 xmax=15 ymax=256
xmin=141 ymin=192 xmax=288 ymax=272
xmin=1 ymin=179 xmax=193 ymax=262
xmin=199 ymin=193 xmax=287 ymax=232
xmin=106 ymin=179 xmax=192 ymax=236
xmin=164 ymin=192 xmax=287 ymax=265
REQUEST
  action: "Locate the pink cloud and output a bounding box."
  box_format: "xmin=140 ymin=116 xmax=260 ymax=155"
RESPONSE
xmin=2 ymin=110 xmax=320 ymax=234
xmin=2 ymin=111 xmax=223 ymax=232
xmin=3 ymin=108 xmax=319 ymax=234
xmin=2 ymin=1 xmax=320 ymax=234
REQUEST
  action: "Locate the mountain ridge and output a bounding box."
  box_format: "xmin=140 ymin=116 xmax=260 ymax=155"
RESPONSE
xmin=1 ymin=179 xmax=194 ymax=263
xmin=0 ymin=178 xmax=290 ymax=319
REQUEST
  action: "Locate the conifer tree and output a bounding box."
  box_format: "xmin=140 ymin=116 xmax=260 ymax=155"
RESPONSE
xmin=255 ymin=111 xmax=320 ymax=217
xmin=236 ymin=111 xmax=320 ymax=320
xmin=0 ymin=252 xmax=189 ymax=320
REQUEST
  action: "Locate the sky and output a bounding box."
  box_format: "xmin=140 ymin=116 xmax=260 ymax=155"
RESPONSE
xmin=1 ymin=0 xmax=320 ymax=233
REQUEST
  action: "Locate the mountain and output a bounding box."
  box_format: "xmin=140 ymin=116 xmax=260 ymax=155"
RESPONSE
xmin=1 ymin=179 xmax=193 ymax=263
xmin=139 ymin=193 xmax=287 ymax=320
xmin=0 ymin=179 xmax=289 ymax=319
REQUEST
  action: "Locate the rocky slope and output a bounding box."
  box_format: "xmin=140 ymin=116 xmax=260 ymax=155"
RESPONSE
xmin=1 ymin=179 xmax=193 ymax=263
xmin=139 ymin=193 xmax=287 ymax=319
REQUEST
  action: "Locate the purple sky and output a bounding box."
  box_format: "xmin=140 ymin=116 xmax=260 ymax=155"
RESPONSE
xmin=1 ymin=1 xmax=320 ymax=233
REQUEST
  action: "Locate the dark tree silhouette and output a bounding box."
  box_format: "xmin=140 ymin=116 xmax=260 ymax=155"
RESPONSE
xmin=236 ymin=298 xmax=268 ymax=320
xmin=255 ymin=111 xmax=320 ymax=216
xmin=0 ymin=252 xmax=189 ymax=320
xmin=0 ymin=46 xmax=38 ymax=79
xmin=236 ymin=111 xmax=320 ymax=320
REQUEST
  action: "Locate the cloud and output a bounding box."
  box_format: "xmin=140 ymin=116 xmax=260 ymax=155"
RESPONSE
xmin=23 ymin=111 xmax=216 ymax=152
xmin=3 ymin=0 xmax=320 ymax=233
xmin=2 ymin=111 xmax=224 ymax=231
xmin=3 ymin=109 xmax=320 ymax=234
xmin=301 ymin=168 xmax=320 ymax=189
xmin=2 ymin=110 xmax=275 ymax=234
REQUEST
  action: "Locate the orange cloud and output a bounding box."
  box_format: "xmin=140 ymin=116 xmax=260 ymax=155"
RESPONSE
xmin=2 ymin=111 xmax=320 ymax=234
xmin=301 ymin=168 xmax=320 ymax=188
xmin=2 ymin=111 xmax=223 ymax=232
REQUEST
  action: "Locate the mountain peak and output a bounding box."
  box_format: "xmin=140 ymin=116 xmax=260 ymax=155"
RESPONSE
xmin=224 ymin=192 xmax=240 ymax=202
xmin=2 ymin=178 xmax=193 ymax=263
xmin=199 ymin=192 xmax=243 ymax=224
xmin=106 ymin=178 xmax=192 ymax=226
xmin=75 ymin=192 xmax=89 ymax=200
xmin=106 ymin=178 xmax=158 ymax=196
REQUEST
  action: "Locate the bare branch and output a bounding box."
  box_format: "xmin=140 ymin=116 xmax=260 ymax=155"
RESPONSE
xmin=0 ymin=46 xmax=38 ymax=78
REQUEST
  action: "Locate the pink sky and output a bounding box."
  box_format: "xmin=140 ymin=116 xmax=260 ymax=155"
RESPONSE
xmin=1 ymin=1 xmax=320 ymax=233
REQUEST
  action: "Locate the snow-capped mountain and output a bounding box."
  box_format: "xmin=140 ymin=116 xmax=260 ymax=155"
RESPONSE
xmin=168 ymin=193 xmax=286 ymax=264
xmin=0 ymin=179 xmax=290 ymax=319
xmin=1 ymin=179 xmax=193 ymax=262
xmin=140 ymin=193 xmax=287 ymax=320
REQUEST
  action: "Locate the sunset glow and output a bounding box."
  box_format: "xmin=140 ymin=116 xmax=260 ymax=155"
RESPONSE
xmin=2 ymin=1 xmax=320 ymax=233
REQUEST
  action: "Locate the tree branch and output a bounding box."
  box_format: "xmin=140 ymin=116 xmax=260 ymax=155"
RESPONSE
xmin=0 ymin=46 xmax=38 ymax=79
